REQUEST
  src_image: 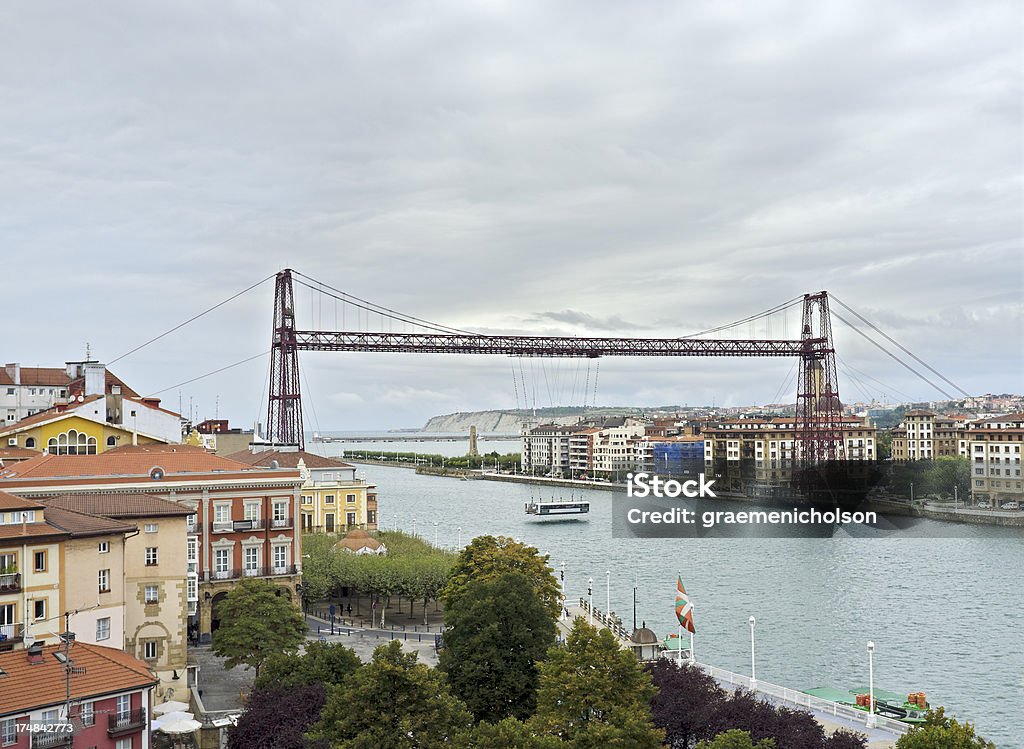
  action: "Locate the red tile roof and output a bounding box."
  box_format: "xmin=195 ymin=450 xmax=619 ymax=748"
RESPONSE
xmin=0 ymin=367 xmax=71 ymax=388
xmin=40 ymin=506 xmax=137 ymax=537
xmin=0 ymin=642 xmax=156 ymax=715
xmin=0 ymin=522 xmax=68 ymax=542
xmin=226 ymin=449 xmax=354 ymax=470
xmin=0 ymin=490 xmax=44 ymax=511
xmin=0 ymin=447 xmax=42 ymax=462
xmin=67 ymin=369 xmax=139 ymax=399
xmin=0 ymin=445 xmax=260 ymax=479
xmin=38 ymin=493 xmax=192 ymax=518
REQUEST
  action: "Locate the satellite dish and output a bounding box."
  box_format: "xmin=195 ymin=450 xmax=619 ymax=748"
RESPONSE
xmin=269 ymin=460 xmax=279 ymax=470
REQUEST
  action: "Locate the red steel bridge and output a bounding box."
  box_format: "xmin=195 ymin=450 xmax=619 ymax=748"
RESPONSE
xmin=267 ymin=269 xmax=843 ymax=463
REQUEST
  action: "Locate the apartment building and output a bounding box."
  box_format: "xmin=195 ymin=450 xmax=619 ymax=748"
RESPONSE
xmin=0 ymin=641 xmax=157 ymax=749
xmin=229 ymin=450 xmax=378 ymax=533
xmin=962 ymin=413 xmax=1024 ymax=507
xmin=522 ymin=425 xmax=578 ymax=476
xmin=591 ymin=423 xmax=647 ymax=476
xmin=0 ymin=445 xmax=304 ymax=647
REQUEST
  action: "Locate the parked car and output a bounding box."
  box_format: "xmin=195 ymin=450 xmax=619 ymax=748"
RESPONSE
xmin=1001 ymin=501 xmax=1020 ymax=510
xmin=977 ymin=501 xmax=992 ymax=509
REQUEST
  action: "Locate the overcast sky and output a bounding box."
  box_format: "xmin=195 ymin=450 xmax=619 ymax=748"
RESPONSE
xmin=2 ymin=1 xmax=1021 ymax=430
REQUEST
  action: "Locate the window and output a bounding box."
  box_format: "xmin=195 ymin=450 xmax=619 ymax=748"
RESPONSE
xmin=116 ymin=737 xmax=132 ymax=749
xmin=244 ymin=547 xmax=259 ymax=573
xmin=0 ymin=718 xmax=13 ymax=746
xmin=4 ymin=388 xmax=12 ymax=395
xmin=214 ymin=503 xmax=231 ymax=523
xmin=273 ymin=545 xmax=287 ymax=570
xmin=324 ymin=494 xmax=335 ymax=504
xmin=98 ymin=541 xmax=109 ymax=554
xmin=96 ymin=617 xmax=111 ymax=641
xmin=346 ymin=494 xmax=356 ymax=504
xmin=244 ymin=502 xmax=261 ymax=521
xmin=116 ymin=695 xmax=130 ymax=721
xmin=187 ymin=537 xmax=197 ymax=564
xmin=144 ymin=523 xmax=158 ymax=533
xmin=99 ymin=568 xmax=110 ymax=593
xmin=215 ymin=548 xmax=230 ymax=575
xmin=187 ymin=576 xmax=198 ymax=601
xmin=144 ymin=640 xmax=158 ymax=660
xmin=145 ymin=547 xmax=158 ymax=566
xmin=347 ymin=512 xmax=357 ymax=527
xmin=145 ymin=585 xmax=159 ymax=604
xmin=25 ymin=437 xmax=35 ymax=448
xmin=272 ymin=501 xmax=288 ymax=522
xmin=106 ymin=436 xmax=117 ymax=447
xmin=34 ymin=550 xmax=46 ymax=572
xmin=301 ymin=495 xmax=313 ymax=505
xmin=81 ymin=701 xmax=95 ymax=726
xmin=34 ymin=599 xmax=45 ymax=620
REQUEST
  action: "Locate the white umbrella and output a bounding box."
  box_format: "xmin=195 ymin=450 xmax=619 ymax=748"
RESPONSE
xmin=157 ymin=716 xmax=202 ymax=734
xmin=153 ymin=700 xmax=191 ymax=715
xmin=156 ymin=711 xmax=194 ymax=724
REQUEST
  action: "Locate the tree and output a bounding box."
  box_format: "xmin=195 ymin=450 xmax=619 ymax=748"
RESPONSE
xmin=894 ymin=708 xmax=995 ymax=749
xmin=696 ymin=729 xmax=775 ymax=749
xmin=458 ymin=718 xmax=566 ymax=749
xmin=211 ymin=579 xmax=306 ymax=678
xmin=531 ymin=619 xmax=664 ymax=749
xmin=443 ymin=535 xmax=561 ymax=620
xmin=227 ymin=684 xmax=329 ymax=749
xmin=647 ymin=658 xmax=726 ymax=748
xmin=311 ymin=640 xmax=473 ymax=749
xmin=441 ymin=572 xmax=557 ymax=723
xmin=823 ymin=729 xmax=868 ymax=749
xmin=255 ymin=640 xmax=360 ymax=691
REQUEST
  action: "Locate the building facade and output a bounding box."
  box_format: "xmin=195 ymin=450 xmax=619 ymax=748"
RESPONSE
xmin=963 ymin=413 xmax=1024 ymax=507
xmin=229 ymin=450 xmax=379 ymax=533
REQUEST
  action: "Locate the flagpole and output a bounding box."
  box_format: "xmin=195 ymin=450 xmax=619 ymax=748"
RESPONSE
xmin=690 ymin=630 xmax=694 ymax=662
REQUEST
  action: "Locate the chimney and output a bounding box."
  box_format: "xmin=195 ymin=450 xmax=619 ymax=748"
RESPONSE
xmin=4 ymin=363 xmax=19 ymax=385
xmin=83 ymin=362 xmax=105 ymax=397
xmin=26 ymin=641 xmax=43 ymax=664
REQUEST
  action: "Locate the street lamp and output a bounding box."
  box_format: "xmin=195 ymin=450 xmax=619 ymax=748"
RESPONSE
xmin=560 ymin=561 xmax=566 ymax=619
xmin=412 ymin=517 xmax=417 ymax=537
xmin=867 ymin=641 xmax=876 ymax=728
xmin=587 ymin=577 xmax=593 ymax=624
xmin=457 ymin=526 xmax=462 ymax=547
xmin=605 ymin=570 xmax=611 ymax=620
xmin=910 ymin=482 xmax=914 ymax=504
xmin=748 ymin=616 xmax=757 ymax=689
xmin=433 ymin=522 xmax=439 ymax=547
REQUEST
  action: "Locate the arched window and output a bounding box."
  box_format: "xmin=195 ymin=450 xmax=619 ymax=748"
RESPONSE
xmin=107 ymin=436 xmax=117 ymax=447
xmin=25 ymin=437 xmax=35 ymax=448
xmin=49 ymin=429 xmax=99 ymax=455
xmin=47 ymin=438 xmax=58 ymax=455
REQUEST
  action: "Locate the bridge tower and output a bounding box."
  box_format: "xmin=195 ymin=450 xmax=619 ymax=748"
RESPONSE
xmin=795 ymin=291 xmax=843 ymax=463
xmin=266 ymin=268 xmax=304 ymax=449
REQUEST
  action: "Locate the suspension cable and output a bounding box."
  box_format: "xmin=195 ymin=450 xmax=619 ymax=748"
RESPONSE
xmin=830 ymin=294 xmax=969 ymax=397
xmin=145 ymin=351 xmax=270 ymax=397
xmin=680 ymin=297 xmax=804 ymax=339
xmin=109 ymin=274 xmax=276 ymax=365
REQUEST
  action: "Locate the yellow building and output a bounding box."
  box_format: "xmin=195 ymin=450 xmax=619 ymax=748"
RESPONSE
xmin=0 ymin=408 xmax=167 ymax=455
xmin=229 ymin=450 xmax=378 ymax=533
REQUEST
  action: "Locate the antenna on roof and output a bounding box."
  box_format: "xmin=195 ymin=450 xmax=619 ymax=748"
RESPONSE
xmin=85 ymin=342 xmax=91 ymax=361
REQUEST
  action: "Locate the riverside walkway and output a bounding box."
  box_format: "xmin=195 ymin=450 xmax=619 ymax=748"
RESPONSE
xmin=572 ymin=598 xmax=906 ymax=748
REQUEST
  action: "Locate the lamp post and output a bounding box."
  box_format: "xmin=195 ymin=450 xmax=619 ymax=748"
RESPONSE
xmin=412 ymin=517 xmax=417 ymax=538
xmin=560 ymin=561 xmax=566 ymax=619
xmin=605 ymin=570 xmax=611 ymax=621
xmin=748 ymin=616 xmax=757 ymax=689
xmin=457 ymin=526 xmax=462 ymax=547
xmin=433 ymin=522 xmax=439 ymax=547
xmin=587 ymin=578 xmax=593 ymax=624
xmin=910 ymin=482 xmax=914 ymax=504
xmin=867 ymin=641 xmax=876 ymax=728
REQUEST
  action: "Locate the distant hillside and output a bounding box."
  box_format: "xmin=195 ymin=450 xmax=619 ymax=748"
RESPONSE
xmin=422 ymin=407 xmax=664 ymax=433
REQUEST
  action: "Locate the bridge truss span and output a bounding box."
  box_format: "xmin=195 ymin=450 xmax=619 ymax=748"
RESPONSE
xmin=292 ymin=331 xmax=816 ymax=358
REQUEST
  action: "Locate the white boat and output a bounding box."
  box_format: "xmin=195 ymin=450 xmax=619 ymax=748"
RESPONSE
xmin=525 ymin=499 xmax=590 ymax=517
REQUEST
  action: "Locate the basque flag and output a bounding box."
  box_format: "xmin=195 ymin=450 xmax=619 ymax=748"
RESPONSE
xmin=675 ymin=576 xmax=696 ymax=634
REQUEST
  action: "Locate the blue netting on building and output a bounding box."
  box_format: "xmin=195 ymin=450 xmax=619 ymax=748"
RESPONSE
xmin=651 ymin=441 xmax=705 ymax=476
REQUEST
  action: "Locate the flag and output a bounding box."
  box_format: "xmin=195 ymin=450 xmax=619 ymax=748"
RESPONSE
xmin=675 ymin=576 xmax=695 ymax=633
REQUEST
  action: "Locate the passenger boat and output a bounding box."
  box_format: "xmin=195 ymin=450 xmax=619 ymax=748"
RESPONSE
xmin=524 ymin=499 xmax=590 ymax=518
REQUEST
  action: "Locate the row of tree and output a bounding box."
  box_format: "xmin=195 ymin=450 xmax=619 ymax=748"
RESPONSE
xmin=301 ymin=531 xmax=453 ymax=624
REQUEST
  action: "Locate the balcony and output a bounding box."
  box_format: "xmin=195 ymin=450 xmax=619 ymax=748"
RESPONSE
xmin=188 ymin=522 xmax=201 ymax=534
xmin=32 ymin=732 xmax=72 ymax=749
xmin=270 ymin=516 xmax=292 ymax=529
xmin=0 ymin=572 xmax=21 ymax=593
xmin=0 ymin=622 xmax=25 ymax=645
xmin=108 ymin=708 xmax=146 ymax=736
xmin=210 ymin=569 xmax=239 ymax=581
xmin=241 ymin=565 xmax=298 ymax=578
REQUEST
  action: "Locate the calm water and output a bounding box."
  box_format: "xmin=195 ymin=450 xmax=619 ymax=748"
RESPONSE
xmin=312 ymin=444 xmax=1024 ymax=747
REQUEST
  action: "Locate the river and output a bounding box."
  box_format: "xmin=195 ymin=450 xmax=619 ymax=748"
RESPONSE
xmin=311 ymin=438 xmax=1023 ymax=747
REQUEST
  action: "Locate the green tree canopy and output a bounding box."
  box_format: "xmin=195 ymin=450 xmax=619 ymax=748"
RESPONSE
xmin=441 ymin=572 xmax=557 ymax=723
xmin=442 ymin=535 xmax=561 ymax=620
xmin=530 ymin=619 xmax=664 ymax=749
xmin=696 ymin=729 xmax=776 ymax=749
xmin=311 ymin=640 xmax=473 ymax=749
xmin=211 ymin=579 xmax=306 ymax=677
xmin=255 ymin=640 xmax=360 ymax=691
xmin=894 ymin=708 xmax=995 ymax=749
xmin=457 ymin=717 xmax=566 ymax=749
